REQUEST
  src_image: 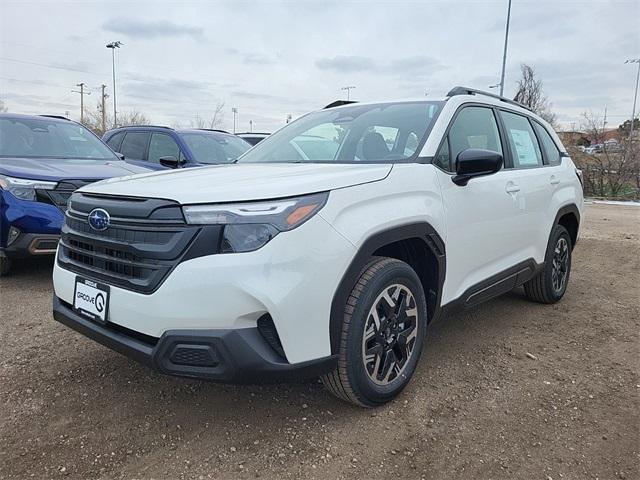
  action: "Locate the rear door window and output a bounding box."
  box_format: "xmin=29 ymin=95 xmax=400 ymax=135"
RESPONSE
xmin=500 ymin=111 xmax=543 ymax=168
xmin=120 ymin=132 xmax=150 ymax=160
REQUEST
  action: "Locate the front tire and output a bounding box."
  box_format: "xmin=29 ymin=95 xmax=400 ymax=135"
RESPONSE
xmin=0 ymin=257 xmax=11 ymax=276
xmin=321 ymin=257 xmax=428 ymax=407
xmin=524 ymin=224 xmax=572 ymax=304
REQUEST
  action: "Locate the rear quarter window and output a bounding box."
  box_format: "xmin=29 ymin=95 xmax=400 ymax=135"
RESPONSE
xmin=533 ymin=122 xmax=562 ymax=165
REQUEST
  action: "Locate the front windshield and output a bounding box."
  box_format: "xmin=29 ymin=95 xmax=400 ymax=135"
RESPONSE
xmin=238 ymin=101 xmax=443 ymax=163
xmin=0 ymin=117 xmax=118 ymax=160
xmin=180 ymin=132 xmax=251 ymax=164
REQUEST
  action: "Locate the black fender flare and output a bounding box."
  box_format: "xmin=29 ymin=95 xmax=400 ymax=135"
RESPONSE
xmin=549 ymin=203 xmax=581 ymax=249
xmin=329 ymin=222 xmax=446 ymax=354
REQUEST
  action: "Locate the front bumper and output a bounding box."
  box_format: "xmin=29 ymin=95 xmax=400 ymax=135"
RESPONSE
xmin=1 ymin=190 xmax=64 ymax=257
xmin=0 ymin=232 xmax=59 ymax=258
xmin=53 ymin=214 xmax=357 ymax=364
xmin=53 ymin=296 xmax=337 ymax=382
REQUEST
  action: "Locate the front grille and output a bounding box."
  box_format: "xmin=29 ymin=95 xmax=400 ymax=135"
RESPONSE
xmin=36 ymin=180 xmax=95 ymax=211
xmin=57 ymin=193 xmax=222 ymax=294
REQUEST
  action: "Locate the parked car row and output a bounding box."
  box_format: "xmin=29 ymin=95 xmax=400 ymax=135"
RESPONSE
xmin=0 ymin=116 xmax=271 ymax=274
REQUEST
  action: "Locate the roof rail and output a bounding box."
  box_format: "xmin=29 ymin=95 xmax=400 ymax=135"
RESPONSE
xmin=446 ymin=86 xmax=532 ymax=112
xmin=39 ymin=115 xmax=71 ymax=121
xmin=324 ymin=100 xmax=358 ymax=109
xmin=196 ymin=128 xmax=230 ymax=134
xmin=114 ymin=125 xmax=174 ymax=130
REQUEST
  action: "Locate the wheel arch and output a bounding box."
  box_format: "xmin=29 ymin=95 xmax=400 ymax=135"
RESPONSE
xmin=552 ymin=204 xmax=580 ymax=250
xmin=329 ymin=222 xmax=446 ymax=354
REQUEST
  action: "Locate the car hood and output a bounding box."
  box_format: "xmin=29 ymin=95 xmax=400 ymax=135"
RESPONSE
xmin=80 ymin=163 xmax=393 ymax=203
xmin=0 ymin=157 xmax=152 ymax=182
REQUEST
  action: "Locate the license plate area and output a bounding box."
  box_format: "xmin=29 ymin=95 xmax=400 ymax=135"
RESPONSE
xmin=73 ymin=276 xmax=110 ymax=323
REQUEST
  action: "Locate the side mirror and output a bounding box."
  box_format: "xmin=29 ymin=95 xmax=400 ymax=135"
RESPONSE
xmin=159 ymin=156 xmax=185 ymax=169
xmin=452 ymin=149 xmax=503 ymax=186
xmin=115 ymin=152 xmax=125 ymax=160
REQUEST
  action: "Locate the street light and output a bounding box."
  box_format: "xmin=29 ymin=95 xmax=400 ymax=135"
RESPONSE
xmin=106 ymin=41 xmax=123 ymax=127
xmin=497 ymin=0 xmax=512 ymax=97
xmin=231 ymin=107 xmax=238 ymax=134
xmin=341 ymin=86 xmax=356 ymax=101
xmin=624 ymin=58 xmax=640 ymax=143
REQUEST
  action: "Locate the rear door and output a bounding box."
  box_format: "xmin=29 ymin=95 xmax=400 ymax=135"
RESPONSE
xmin=433 ymin=105 xmax=531 ymax=305
xmin=498 ymin=110 xmax=550 ymax=263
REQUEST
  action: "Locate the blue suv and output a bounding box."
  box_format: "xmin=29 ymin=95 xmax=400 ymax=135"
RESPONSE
xmin=0 ymin=113 xmax=153 ymax=275
xmin=103 ymin=126 xmax=251 ymax=169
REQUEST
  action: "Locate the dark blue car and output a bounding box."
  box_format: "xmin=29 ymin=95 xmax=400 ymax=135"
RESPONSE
xmin=0 ymin=113 xmax=153 ymax=275
xmin=103 ymin=126 xmax=251 ymax=169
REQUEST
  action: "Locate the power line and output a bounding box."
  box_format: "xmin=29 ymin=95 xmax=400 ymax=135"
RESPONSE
xmin=0 ymin=57 xmax=108 ymax=76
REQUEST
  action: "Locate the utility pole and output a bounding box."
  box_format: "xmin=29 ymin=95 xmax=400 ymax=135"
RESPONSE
xmin=106 ymin=41 xmax=123 ymax=127
xmin=72 ymin=83 xmax=91 ymax=123
xmin=341 ymin=86 xmax=356 ymax=101
xmin=232 ymin=107 xmax=238 ymax=133
xmin=498 ymin=0 xmax=512 ymax=97
xmin=625 ymin=58 xmax=640 ymax=144
xmin=100 ymin=84 xmax=108 ymax=133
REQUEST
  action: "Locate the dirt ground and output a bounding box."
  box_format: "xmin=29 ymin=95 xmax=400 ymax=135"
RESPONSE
xmin=1 ymin=203 xmax=638 ymax=480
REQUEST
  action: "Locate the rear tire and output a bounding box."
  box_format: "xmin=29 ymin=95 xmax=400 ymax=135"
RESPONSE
xmin=524 ymin=224 xmax=572 ymax=304
xmin=0 ymin=257 xmax=11 ymax=276
xmin=321 ymin=257 xmax=428 ymax=407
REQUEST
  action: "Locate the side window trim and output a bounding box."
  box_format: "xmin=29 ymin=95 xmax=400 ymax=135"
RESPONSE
xmin=493 ymin=106 xmax=515 ymax=169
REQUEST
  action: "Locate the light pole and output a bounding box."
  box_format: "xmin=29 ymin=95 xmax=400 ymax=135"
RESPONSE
xmin=497 ymin=0 xmax=512 ymax=97
xmin=106 ymin=41 xmax=123 ymax=127
xmin=625 ymin=58 xmax=640 ymax=143
xmin=341 ymin=86 xmax=356 ymax=101
xmin=231 ymin=107 xmax=238 ymax=134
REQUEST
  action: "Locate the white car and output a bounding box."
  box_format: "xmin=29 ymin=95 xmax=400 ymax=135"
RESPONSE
xmin=52 ymin=87 xmax=583 ymax=407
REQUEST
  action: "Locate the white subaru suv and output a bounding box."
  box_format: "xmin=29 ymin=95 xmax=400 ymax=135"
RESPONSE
xmin=52 ymin=87 xmax=583 ymax=407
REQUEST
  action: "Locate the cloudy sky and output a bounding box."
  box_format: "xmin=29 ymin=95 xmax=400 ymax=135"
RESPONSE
xmin=1 ymin=0 xmax=638 ymax=132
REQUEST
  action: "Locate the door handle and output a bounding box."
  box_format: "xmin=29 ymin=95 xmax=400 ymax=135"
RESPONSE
xmin=550 ymin=175 xmax=560 ymax=185
xmin=505 ymin=183 xmax=521 ymax=194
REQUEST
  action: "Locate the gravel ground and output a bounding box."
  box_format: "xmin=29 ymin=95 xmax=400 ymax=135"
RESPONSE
xmin=0 ymin=203 xmax=638 ymax=480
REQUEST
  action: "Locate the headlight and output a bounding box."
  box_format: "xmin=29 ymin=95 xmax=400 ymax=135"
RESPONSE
xmin=0 ymin=175 xmax=57 ymax=201
xmin=182 ymin=192 xmax=329 ymax=253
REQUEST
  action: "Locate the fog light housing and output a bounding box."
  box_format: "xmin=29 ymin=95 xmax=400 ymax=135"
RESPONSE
xmin=221 ymin=224 xmax=278 ymax=253
xmin=7 ymin=226 xmax=21 ymax=246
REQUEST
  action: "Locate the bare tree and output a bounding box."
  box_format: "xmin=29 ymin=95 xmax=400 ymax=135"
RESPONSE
xmin=513 ymin=64 xmax=557 ymax=127
xmin=82 ymin=103 xmax=151 ymax=136
xmin=570 ymin=111 xmax=639 ymax=199
xmin=189 ymin=102 xmax=226 ymax=129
